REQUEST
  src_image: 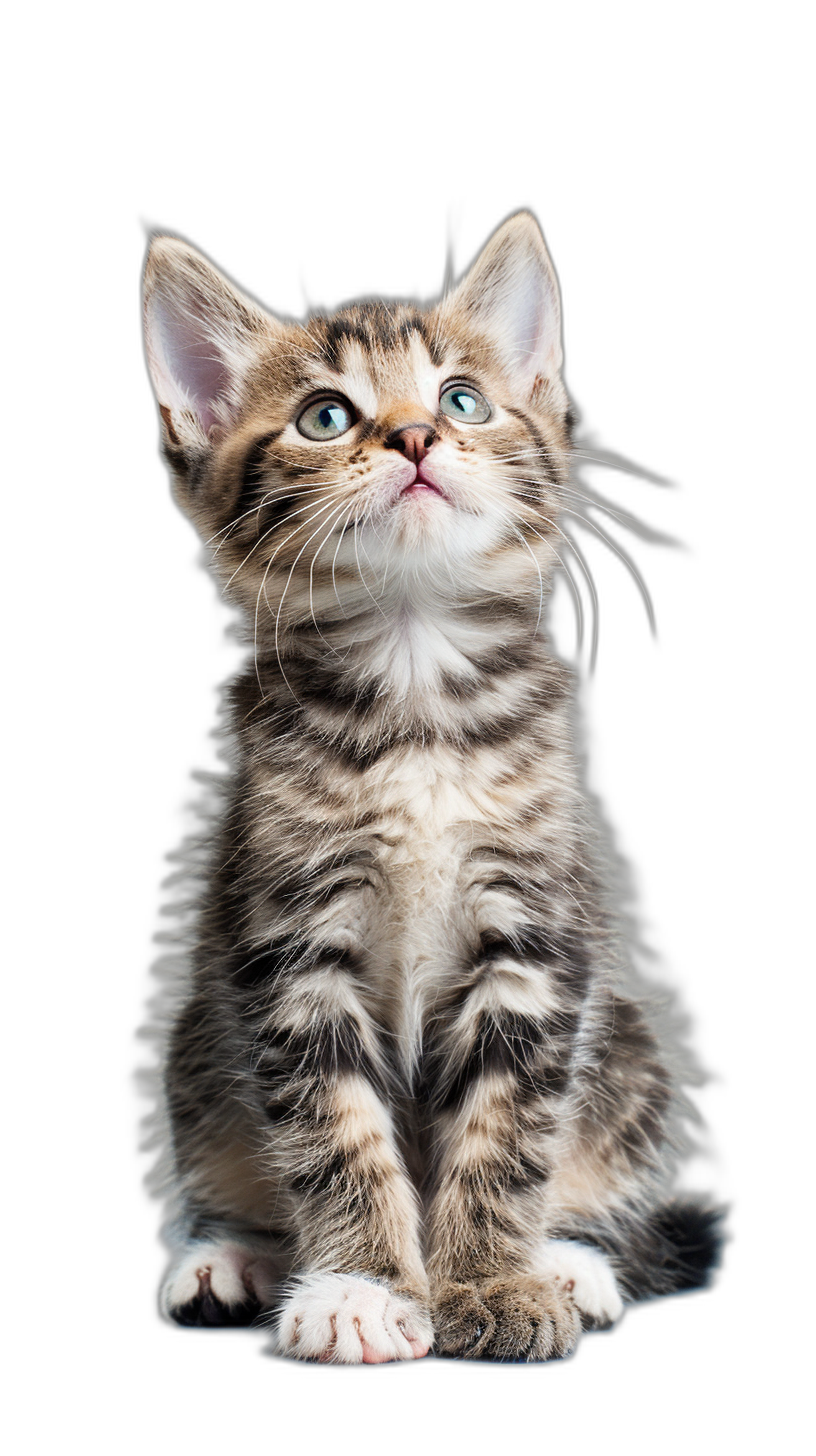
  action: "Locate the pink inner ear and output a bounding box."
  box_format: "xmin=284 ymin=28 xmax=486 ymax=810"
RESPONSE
xmin=503 ymin=259 xmax=560 ymax=382
xmin=155 ymin=298 xmax=230 ymax=435
xmin=453 ymin=221 xmax=563 ymax=386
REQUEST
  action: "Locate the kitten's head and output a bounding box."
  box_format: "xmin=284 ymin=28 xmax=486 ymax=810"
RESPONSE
xmin=143 ymin=213 xmax=571 ymax=638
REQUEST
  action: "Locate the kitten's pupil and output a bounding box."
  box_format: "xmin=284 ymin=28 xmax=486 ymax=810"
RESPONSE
xmin=297 ymin=397 xmax=353 ymax=440
xmin=439 ymin=383 xmax=491 ymax=423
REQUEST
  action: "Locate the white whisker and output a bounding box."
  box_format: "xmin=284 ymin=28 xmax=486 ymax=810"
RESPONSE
xmin=225 ymin=486 xmax=347 ymax=591
xmin=252 ymin=495 xmax=350 ymax=696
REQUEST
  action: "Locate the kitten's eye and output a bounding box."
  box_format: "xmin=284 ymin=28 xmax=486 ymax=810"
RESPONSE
xmin=297 ymin=396 xmax=355 ymax=441
xmin=439 ymin=383 xmax=491 ymax=424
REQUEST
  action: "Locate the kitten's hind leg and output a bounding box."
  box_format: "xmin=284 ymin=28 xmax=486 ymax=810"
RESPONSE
xmin=545 ymin=1200 xmax=725 ymax=1305
xmin=162 ymin=1229 xmax=288 ymax=1327
xmin=533 ymin=1239 xmax=624 ymax=1331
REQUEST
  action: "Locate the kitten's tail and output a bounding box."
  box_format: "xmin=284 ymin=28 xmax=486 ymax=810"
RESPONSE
xmin=635 ymin=1188 xmax=728 ymax=1304
xmin=574 ymin=1197 xmax=726 ymax=1302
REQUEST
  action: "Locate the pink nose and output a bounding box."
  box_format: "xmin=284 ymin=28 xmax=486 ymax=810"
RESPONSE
xmin=384 ymin=424 xmax=437 ymax=466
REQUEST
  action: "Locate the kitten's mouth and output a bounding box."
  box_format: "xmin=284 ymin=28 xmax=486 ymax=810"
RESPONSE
xmin=400 ymin=465 xmax=447 ymax=501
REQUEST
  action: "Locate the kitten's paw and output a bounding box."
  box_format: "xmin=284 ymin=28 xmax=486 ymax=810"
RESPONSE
xmin=534 ymin=1240 xmax=624 ymax=1330
xmin=275 ymin=1273 xmax=432 ymax=1364
xmin=162 ymin=1240 xmax=279 ymax=1327
xmin=432 ymin=1276 xmax=580 ymax=1362
xmin=431 ymin=1281 xmax=496 ymax=1359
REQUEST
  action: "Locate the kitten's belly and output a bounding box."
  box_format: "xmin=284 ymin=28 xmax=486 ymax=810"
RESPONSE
xmin=359 ymin=745 xmax=526 ymax=1058
xmin=368 ymin=821 xmax=470 ymax=1066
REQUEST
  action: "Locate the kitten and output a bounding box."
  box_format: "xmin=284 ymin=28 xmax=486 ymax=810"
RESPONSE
xmin=143 ymin=213 xmax=720 ymax=1362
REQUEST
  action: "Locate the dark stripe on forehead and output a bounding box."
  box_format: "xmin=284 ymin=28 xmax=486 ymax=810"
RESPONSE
xmin=317 ymin=315 xmax=373 ymax=372
xmin=399 ymin=309 xmax=444 ymax=366
xmin=311 ymin=302 xmax=441 ymax=372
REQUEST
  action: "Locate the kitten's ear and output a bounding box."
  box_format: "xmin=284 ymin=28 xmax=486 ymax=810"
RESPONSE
xmin=444 ymin=212 xmax=563 ymax=392
xmin=143 ymin=236 xmax=274 ymax=450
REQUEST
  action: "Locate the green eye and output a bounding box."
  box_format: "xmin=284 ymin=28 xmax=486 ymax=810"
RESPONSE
xmin=297 ymin=396 xmax=355 ymax=441
xmin=439 ymin=383 xmax=491 ymax=424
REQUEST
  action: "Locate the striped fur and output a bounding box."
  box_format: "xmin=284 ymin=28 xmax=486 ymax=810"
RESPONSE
xmin=144 ymin=213 xmax=721 ymax=1362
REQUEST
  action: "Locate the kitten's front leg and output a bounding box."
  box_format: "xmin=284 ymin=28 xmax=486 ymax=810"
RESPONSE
xmin=422 ymin=928 xmax=589 ymax=1361
xmin=238 ymin=936 xmax=431 ymax=1363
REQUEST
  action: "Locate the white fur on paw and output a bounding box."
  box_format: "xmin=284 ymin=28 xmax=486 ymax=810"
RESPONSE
xmin=162 ymin=1240 xmax=278 ymax=1317
xmin=276 ymin=1273 xmax=433 ymax=1363
xmin=534 ymin=1240 xmax=624 ymax=1327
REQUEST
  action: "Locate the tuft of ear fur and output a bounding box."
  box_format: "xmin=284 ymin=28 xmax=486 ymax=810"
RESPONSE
xmin=443 ymin=212 xmax=563 ymax=396
xmin=143 ymin=236 xmax=275 ymax=451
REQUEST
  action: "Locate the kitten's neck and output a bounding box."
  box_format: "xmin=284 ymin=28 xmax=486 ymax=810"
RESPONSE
xmin=239 ymin=593 xmax=567 ymax=748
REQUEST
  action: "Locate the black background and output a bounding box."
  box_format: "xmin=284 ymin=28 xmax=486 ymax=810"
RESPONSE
xmin=81 ymin=99 xmax=751 ymax=1421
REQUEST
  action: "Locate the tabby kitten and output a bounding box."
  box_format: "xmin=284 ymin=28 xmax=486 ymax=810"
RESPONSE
xmin=143 ymin=213 xmax=720 ymax=1362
